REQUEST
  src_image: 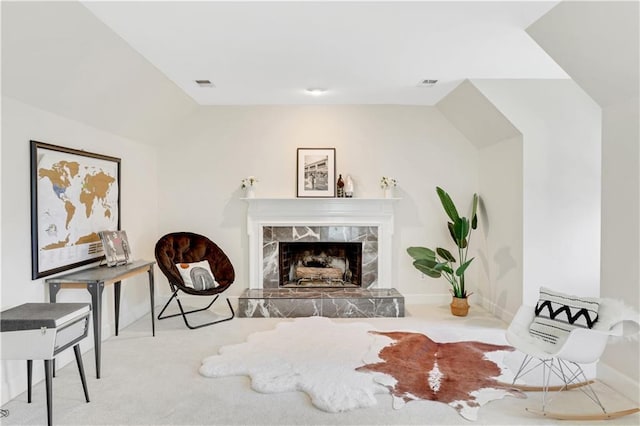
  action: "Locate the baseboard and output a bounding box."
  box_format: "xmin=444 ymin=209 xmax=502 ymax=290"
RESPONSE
xmin=474 ymin=294 xmax=515 ymax=323
xmin=403 ymin=293 xmax=451 ymax=306
xmin=598 ymin=362 xmax=640 ymax=405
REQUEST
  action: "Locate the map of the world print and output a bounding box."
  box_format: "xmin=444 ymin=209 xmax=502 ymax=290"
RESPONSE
xmin=31 ymin=141 xmax=121 ymax=278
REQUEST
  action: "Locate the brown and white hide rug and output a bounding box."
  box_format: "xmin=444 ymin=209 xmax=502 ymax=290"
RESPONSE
xmin=199 ymin=317 xmax=523 ymax=420
xmin=357 ymin=331 xmax=525 ymax=420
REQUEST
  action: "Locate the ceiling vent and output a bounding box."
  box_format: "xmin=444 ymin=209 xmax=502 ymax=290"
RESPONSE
xmin=417 ymin=79 xmax=438 ymax=88
xmin=195 ymin=80 xmax=215 ymax=88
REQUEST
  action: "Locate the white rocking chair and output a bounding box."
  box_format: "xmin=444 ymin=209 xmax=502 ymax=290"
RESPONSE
xmin=506 ymin=297 xmax=640 ymax=421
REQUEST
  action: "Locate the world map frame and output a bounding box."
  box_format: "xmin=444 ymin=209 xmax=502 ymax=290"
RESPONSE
xmin=30 ymin=140 xmax=121 ymax=279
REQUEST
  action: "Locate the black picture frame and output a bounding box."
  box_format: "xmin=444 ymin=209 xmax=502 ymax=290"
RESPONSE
xmin=296 ymin=148 xmax=336 ymax=198
xmin=30 ymin=140 xmax=121 ymax=279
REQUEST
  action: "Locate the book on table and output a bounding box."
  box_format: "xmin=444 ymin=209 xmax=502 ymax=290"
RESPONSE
xmin=98 ymin=230 xmax=133 ymax=266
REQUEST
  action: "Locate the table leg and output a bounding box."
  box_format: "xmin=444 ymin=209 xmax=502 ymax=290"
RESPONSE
xmin=27 ymin=360 xmax=32 ymax=403
xmin=73 ymin=344 xmax=90 ymax=403
xmin=87 ymin=282 xmax=104 ymax=378
xmin=48 ymin=283 xmax=60 ymax=303
xmin=114 ymin=281 xmax=121 ymax=336
xmin=49 ymin=284 xmax=59 ymax=378
xmin=44 ymin=359 xmax=53 ymax=426
xmin=148 ymin=268 xmax=155 ymax=337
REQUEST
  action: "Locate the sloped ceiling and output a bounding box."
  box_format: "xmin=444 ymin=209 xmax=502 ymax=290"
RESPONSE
xmin=82 ymin=0 xmax=567 ymax=105
xmin=436 ymin=80 xmax=521 ymax=148
xmin=527 ymin=1 xmax=639 ymax=107
xmin=1 ymin=1 xmax=197 ymax=145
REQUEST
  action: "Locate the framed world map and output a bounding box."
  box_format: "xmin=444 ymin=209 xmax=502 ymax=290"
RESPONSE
xmin=30 ymin=140 xmax=121 ymax=279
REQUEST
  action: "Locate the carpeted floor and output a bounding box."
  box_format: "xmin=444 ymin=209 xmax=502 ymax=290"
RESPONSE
xmin=2 ymin=303 xmax=638 ymax=425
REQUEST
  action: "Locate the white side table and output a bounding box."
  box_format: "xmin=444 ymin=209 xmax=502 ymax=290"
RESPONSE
xmin=1 ymin=303 xmax=91 ymax=426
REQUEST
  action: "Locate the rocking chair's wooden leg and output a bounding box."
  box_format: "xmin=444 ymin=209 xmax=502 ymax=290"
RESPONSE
xmin=526 ymin=407 xmax=640 ymax=421
xmin=503 ymin=380 xmax=595 ymax=392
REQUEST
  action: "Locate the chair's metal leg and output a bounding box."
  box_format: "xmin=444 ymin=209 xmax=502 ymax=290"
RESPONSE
xmin=531 ymin=357 xmax=608 ymax=415
xmin=157 ymin=289 xmax=235 ymax=329
xmin=542 ymin=358 xmax=554 ymax=411
xmin=511 ymin=354 xmax=529 ymax=384
xmin=561 ymin=360 xmax=607 ymax=413
xmin=511 ymin=353 xmax=547 ymax=385
xmin=157 ymin=290 xmax=180 ymax=320
xmin=158 ymin=291 xmax=217 ymax=319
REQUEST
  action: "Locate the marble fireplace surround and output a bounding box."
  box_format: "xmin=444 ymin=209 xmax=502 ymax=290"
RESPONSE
xmin=238 ymin=198 xmax=404 ymax=318
xmin=246 ymin=198 xmax=395 ymax=290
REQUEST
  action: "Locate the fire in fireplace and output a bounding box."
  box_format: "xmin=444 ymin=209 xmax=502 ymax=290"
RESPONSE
xmin=279 ymin=242 xmax=362 ymax=287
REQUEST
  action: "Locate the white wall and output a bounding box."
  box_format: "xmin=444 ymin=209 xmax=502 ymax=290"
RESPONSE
xmin=1 ymin=1 xmax=196 ymax=146
xmin=436 ymin=80 xmax=523 ymax=320
xmin=156 ymin=105 xmax=480 ymax=306
xmin=477 ymin=136 xmax=523 ymax=320
xmin=473 ymin=80 xmax=602 ymax=305
xmin=0 ymin=96 xmax=160 ymax=405
xmin=599 ymin=96 xmax=640 ymax=398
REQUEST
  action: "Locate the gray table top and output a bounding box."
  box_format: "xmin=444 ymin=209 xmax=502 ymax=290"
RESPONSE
xmin=1 ymin=303 xmax=91 ymax=332
xmin=44 ymin=259 xmax=155 ymax=284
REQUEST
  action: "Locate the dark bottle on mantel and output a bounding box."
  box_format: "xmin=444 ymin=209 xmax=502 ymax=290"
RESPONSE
xmin=337 ymin=174 xmax=345 ymax=198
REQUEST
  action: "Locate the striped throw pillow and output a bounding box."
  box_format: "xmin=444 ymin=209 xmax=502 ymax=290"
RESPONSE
xmin=529 ymin=287 xmax=599 ymax=347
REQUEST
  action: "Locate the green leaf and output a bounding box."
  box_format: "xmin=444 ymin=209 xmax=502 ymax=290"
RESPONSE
xmin=407 ymin=247 xmax=436 ymax=261
xmin=455 ymin=258 xmax=475 ymax=277
xmin=452 ymin=218 xmax=470 ymax=247
xmin=413 ymin=260 xmax=442 ymax=278
xmin=436 ymin=187 xmax=460 ymax=223
xmin=453 ymin=288 xmax=465 ymax=298
xmin=414 ymin=257 xmax=438 ymax=268
xmin=439 ymin=264 xmax=454 ymax=275
xmin=471 ymin=193 xmax=479 ymax=230
xmin=471 ymin=193 xmax=478 ymax=217
xmin=436 ymin=247 xmax=456 ymax=263
xmin=447 ymin=222 xmax=458 ymax=245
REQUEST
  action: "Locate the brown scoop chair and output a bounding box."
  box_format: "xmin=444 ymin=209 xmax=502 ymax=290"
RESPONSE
xmin=155 ymin=232 xmax=235 ymax=329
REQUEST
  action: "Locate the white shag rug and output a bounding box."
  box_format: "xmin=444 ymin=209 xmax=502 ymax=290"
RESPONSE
xmin=199 ymin=317 xmax=520 ymax=420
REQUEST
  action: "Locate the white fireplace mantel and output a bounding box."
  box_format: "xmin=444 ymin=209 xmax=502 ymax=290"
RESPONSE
xmin=244 ymin=198 xmax=398 ymax=289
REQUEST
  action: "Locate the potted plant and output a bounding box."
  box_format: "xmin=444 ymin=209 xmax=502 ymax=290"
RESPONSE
xmin=407 ymin=186 xmax=479 ymax=316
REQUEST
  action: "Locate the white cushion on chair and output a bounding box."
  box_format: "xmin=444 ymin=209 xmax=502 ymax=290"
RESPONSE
xmin=176 ymin=261 xmax=219 ymax=291
xmin=529 ymin=287 xmax=599 ymax=347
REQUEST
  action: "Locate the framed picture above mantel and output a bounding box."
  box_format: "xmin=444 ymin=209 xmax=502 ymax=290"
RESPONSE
xmin=296 ymin=148 xmax=336 ymax=198
xmin=30 ymin=140 xmax=121 ymax=279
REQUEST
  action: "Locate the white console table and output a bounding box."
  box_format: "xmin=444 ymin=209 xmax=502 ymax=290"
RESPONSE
xmin=45 ymin=259 xmax=156 ymax=378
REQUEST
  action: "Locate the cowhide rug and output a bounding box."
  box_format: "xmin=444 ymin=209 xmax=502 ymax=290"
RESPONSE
xmin=357 ymin=331 xmax=525 ymax=419
xmin=199 ymin=317 xmax=523 ymax=420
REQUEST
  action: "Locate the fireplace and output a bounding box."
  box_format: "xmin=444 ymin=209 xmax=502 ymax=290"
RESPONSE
xmin=279 ymin=241 xmax=362 ymax=288
xmin=238 ymin=198 xmax=404 ymax=318
xmin=262 ymin=225 xmax=378 ymax=289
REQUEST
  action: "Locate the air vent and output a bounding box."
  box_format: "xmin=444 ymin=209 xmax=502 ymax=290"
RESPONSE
xmin=195 ymin=80 xmax=215 ymax=87
xmin=417 ymin=79 xmax=438 ymax=88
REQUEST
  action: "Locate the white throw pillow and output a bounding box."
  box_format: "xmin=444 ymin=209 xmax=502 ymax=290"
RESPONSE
xmin=529 ymin=287 xmax=599 ymax=347
xmin=176 ymin=260 xmax=218 ymax=291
